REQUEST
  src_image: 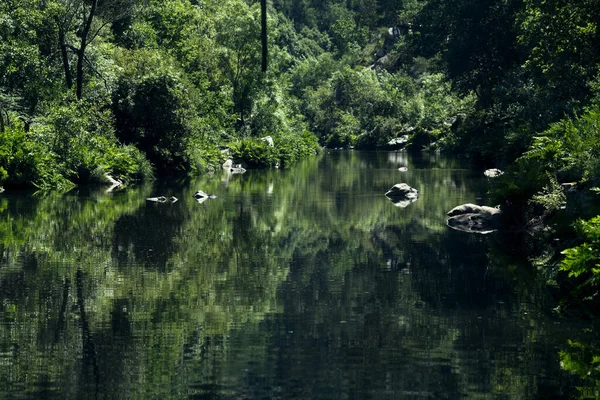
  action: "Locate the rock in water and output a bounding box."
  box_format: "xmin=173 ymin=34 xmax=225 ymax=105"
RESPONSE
xmin=147 ymin=196 xmax=167 ymax=203
xmin=193 ymin=190 xmax=209 ymax=199
xmin=385 ymin=183 xmax=419 ymax=200
xmin=484 ymin=169 xmax=504 ymax=178
xmin=446 ymin=203 xmax=502 ymax=234
xmin=193 ymin=190 xmax=217 ymax=202
xmin=385 ymin=183 xmax=419 ymax=208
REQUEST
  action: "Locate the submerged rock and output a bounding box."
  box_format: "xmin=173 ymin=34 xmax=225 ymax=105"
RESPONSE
xmin=446 ymin=203 xmax=502 ymax=234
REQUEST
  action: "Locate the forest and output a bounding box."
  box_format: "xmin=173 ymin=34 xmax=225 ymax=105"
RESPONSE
xmin=1 ymin=0 xmax=598 ymax=183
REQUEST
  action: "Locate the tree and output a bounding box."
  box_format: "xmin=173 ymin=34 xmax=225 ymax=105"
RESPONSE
xmin=50 ymin=0 xmax=137 ymax=99
xmin=261 ymin=0 xmax=268 ymax=72
xmin=519 ymin=0 xmax=600 ymax=116
xmin=215 ymin=0 xmax=263 ymax=126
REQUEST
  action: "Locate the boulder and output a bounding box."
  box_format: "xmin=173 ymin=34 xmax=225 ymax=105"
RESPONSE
xmin=447 ymin=203 xmax=500 ymax=217
xmin=228 ymin=166 xmax=246 ymax=174
xmin=446 ymin=203 xmax=502 ymax=234
xmin=193 ymin=190 xmax=217 ymax=200
xmin=398 ymin=167 xmax=408 ymax=172
xmin=385 ymin=184 xmax=419 ymax=207
xmin=0 ymin=187 xmax=4 ymax=194
xmin=484 ymin=169 xmax=504 ymax=178
xmin=385 ymin=183 xmax=419 ymax=200
xmin=387 ymin=135 xmax=409 ymax=148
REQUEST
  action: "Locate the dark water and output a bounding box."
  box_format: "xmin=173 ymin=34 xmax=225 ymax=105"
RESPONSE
xmin=0 ymin=151 xmax=597 ymax=399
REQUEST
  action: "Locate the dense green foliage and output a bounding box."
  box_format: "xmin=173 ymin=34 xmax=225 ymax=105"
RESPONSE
xmin=1 ymin=0 xmax=599 ymax=182
xmin=560 ymin=216 xmax=600 ymax=305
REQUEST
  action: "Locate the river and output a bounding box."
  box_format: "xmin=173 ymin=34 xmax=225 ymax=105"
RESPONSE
xmin=0 ymin=151 xmax=596 ymax=399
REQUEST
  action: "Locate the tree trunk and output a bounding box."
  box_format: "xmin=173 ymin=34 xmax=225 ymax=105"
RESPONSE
xmin=58 ymin=26 xmax=73 ymax=90
xmin=76 ymin=0 xmax=98 ymax=100
xmin=261 ymin=0 xmax=267 ymax=72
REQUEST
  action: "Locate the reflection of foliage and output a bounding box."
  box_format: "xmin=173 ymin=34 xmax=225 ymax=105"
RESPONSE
xmin=560 ymin=340 xmax=600 ymax=399
xmin=0 ymin=152 xmax=578 ymax=398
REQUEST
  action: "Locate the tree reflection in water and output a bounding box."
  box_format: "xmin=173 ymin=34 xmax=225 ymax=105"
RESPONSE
xmin=0 ymin=151 xmax=593 ymax=399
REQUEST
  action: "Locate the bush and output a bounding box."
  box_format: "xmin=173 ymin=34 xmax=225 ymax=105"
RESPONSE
xmin=0 ymin=102 xmax=153 ymax=190
xmin=230 ymin=138 xmax=279 ymax=168
xmin=0 ymin=123 xmax=43 ymax=187
xmin=230 ymin=131 xmax=319 ymax=168
xmin=33 ymin=102 xmax=153 ymax=184
xmin=277 ymin=131 xmax=320 ymax=167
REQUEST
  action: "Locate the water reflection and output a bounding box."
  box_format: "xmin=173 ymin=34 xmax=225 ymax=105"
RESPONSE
xmin=0 ymin=151 xmax=593 ymax=398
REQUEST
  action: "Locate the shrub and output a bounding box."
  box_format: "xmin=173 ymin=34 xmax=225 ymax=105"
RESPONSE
xmin=34 ymin=102 xmax=153 ymax=184
xmin=230 ymin=138 xmax=279 ymax=168
xmin=0 ymin=124 xmax=42 ymax=187
xmin=230 ymin=131 xmax=319 ymax=168
xmin=277 ymin=131 xmax=320 ymax=167
xmin=561 ymin=217 xmax=600 ymax=279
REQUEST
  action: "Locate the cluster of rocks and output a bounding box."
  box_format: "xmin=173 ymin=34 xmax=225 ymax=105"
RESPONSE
xmin=444 ymin=169 xmax=505 ymax=234
xmin=384 ymin=168 xmax=506 ymax=234
xmin=146 ymin=196 xmax=179 ymax=203
xmin=146 ymin=190 xmax=218 ymax=204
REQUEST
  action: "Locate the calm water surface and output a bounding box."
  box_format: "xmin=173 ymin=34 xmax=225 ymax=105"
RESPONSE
xmin=0 ymin=151 xmax=596 ymax=399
